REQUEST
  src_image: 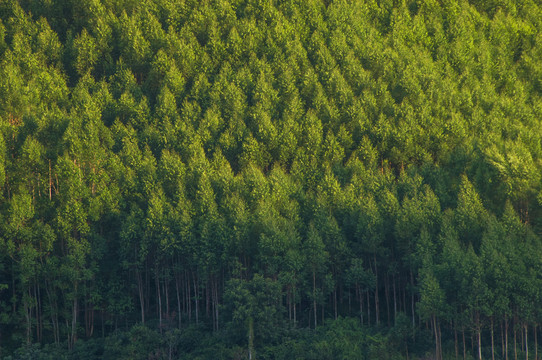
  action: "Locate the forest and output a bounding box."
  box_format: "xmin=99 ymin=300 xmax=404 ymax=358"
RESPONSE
xmin=0 ymin=0 xmax=541 ymax=358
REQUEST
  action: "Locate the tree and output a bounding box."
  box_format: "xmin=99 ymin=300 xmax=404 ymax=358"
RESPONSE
xmin=418 ymin=265 xmax=446 ymax=360
xmin=454 ymin=175 xmax=488 ymax=252
xmin=304 ymin=222 xmax=328 ymax=328
xmin=223 ymin=274 xmax=283 ymax=358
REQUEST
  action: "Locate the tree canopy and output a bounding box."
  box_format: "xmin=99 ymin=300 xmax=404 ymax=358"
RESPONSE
xmin=1 ymin=0 xmax=542 ymax=359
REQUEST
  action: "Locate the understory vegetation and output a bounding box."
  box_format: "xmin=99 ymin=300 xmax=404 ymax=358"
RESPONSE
xmin=1 ymin=0 xmax=542 ymax=358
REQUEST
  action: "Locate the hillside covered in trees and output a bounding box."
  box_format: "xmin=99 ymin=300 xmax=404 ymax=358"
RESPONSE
xmin=0 ymin=0 xmax=542 ymax=358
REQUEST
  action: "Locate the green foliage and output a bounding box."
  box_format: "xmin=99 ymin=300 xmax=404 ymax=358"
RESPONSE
xmin=223 ymin=274 xmax=284 ymax=345
xmin=1 ymin=0 xmax=542 ymax=359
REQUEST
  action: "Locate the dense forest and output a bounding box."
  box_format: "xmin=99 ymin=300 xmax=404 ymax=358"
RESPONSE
xmin=0 ymin=0 xmax=541 ymax=358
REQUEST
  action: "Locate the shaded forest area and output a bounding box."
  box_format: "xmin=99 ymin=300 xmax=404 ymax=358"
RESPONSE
xmin=0 ymin=0 xmax=542 ymax=358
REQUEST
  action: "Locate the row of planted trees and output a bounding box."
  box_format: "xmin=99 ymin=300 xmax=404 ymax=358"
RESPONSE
xmin=1 ymin=0 xmax=542 ymax=358
xmin=2 ymin=138 xmax=541 ymax=359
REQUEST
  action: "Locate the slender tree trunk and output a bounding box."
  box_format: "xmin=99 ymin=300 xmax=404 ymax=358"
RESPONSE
xmin=45 ymin=280 xmax=59 ymax=344
xmin=367 ymin=289 xmax=371 ymax=326
xmin=156 ymin=268 xmax=162 ymax=332
xmin=393 ymin=274 xmax=397 ymax=325
xmin=534 ymin=325 xmax=537 ymax=360
xmin=175 ymin=273 xmax=181 ymax=328
xmin=313 ymin=270 xmax=317 ymax=328
xmin=36 ymin=283 xmax=42 ymax=342
xmin=165 ymin=276 xmax=170 ymax=321
xmin=506 ymin=315 xmax=509 ymax=360
xmin=506 ymin=320 xmax=510 ymax=359
xmin=439 ymin=319 xmax=443 ymax=360
xmin=478 ymin=325 xmax=482 ymax=360
xmin=433 ymin=315 xmax=439 ymax=360
xmin=187 ymin=270 xmax=191 ymax=322
xmin=137 ymin=269 xmax=145 ymax=324
xmin=410 ymin=270 xmax=415 ymax=329
xmin=519 ymin=323 xmax=525 ymax=349
xmin=293 ymin=283 xmax=297 ymax=326
xmin=89 ymin=303 xmax=94 ymax=337
xmin=374 ymin=254 xmax=379 ymax=326
xmin=25 ymin=286 xmax=31 ymax=344
xmin=461 ymin=328 xmax=467 ymax=360
xmin=402 ymin=277 xmax=406 ymax=314
xmin=321 ymin=303 xmax=324 ymax=326
xmin=210 ymin=279 xmax=215 ymax=331
xmin=515 ymin=326 xmax=518 ymax=360
xmin=175 ymin=274 xmax=183 ymax=329
xmin=455 ymin=321 xmax=459 ymax=359
xmin=360 ymin=289 xmax=364 ymax=326
xmin=432 ymin=315 xmax=441 ymax=360
xmin=492 ymin=317 xmax=495 ymax=360
xmin=145 ymin=261 xmax=150 ymax=319
xmin=248 ymin=317 xmax=254 ymax=360
xmin=49 ymin=160 xmax=52 ymax=200
xmin=288 ymin=287 xmax=292 ymax=322
xmin=384 ymin=274 xmax=390 ymax=326
xmin=193 ymin=271 xmax=199 ymax=324
xmin=524 ymin=323 xmax=529 ymax=360
xmin=85 ymin=298 xmax=90 ymax=337
xmin=334 ymin=285 xmax=338 ymax=320
xmin=206 ymin=279 xmax=210 ymax=318
xmin=214 ymin=279 xmax=219 ymax=331
xmin=71 ymin=293 xmax=78 ymax=350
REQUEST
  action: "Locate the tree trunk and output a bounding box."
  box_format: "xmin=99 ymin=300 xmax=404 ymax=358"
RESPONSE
xmin=439 ymin=318 xmax=443 ymax=360
xmin=361 ymin=289 xmax=364 ymax=326
xmin=519 ymin=323 xmax=525 ymax=349
xmin=313 ymin=270 xmax=317 ymax=328
xmin=165 ymin=275 xmax=170 ymax=322
xmin=193 ymin=271 xmax=199 ymax=324
xmin=321 ymin=303 xmax=325 ymax=326
xmin=334 ymin=285 xmax=338 ymax=320
xmin=474 ymin=311 xmax=482 ymax=360
xmin=385 ymin=274 xmax=390 ymax=326
xmin=214 ymin=280 xmax=219 ymax=331
xmin=248 ymin=316 xmax=254 ymax=360
xmin=393 ymin=274 xmax=397 ymax=325
xmin=36 ymin=283 xmax=43 ymax=342
xmin=293 ymin=283 xmax=297 ymax=326
xmin=461 ymin=328 xmax=467 ymax=360
xmin=187 ymin=271 xmax=191 ymax=323
xmin=25 ymin=286 xmax=31 ymax=344
xmin=45 ymin=280 xmax=59 ymax=344
xmin=455 ymin=323 xmax=459 ymax=359
xmin=137 ymin=270 xmax=145 ymax=324
xmin=502 ymin=320 xmax=505 ymax=360
xmin=89 ymin=303 xmax=94 ymax=338
xmin=175 ymin=273 xmax=181 ymax=328
xmin=534 ymin=324 xmax=537 ymax=360
xmin=374 ymin=254 xmax=379 ymax=326
xmin=506 ymin=315 xmax=509 ymax=360
xmin=288 ymin=287 xmax=291 ymax=322
xmin=523 ymin=323 xmax=529 ymax=360
xmin=435 ymin=316 xmax=439 ymax=360
xmin=478 ymin=326 xmax=482 ymax=360
xmin=71 ymin=293 xmax=78 ymax=350
xmin=145 ymin=261 xmax=150 ymax=319
xmin=206 ymin=279 xmax=210 ymax=318
xmin=410 ymin=270 xmax=415 ymax=329
xmin=367 ymin=289 xmax=371 ymax=326
xmin=491 ymin=317 xmax=495 ymax=360
xmin=515 ymin=326 xmax=518 ymax=360
xmin=432 ymin=315 xmax=442 ymax=360
xmin=156 ymin=268 xmax=162 ymax=332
